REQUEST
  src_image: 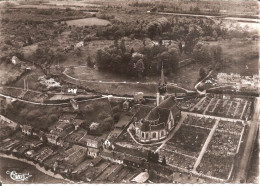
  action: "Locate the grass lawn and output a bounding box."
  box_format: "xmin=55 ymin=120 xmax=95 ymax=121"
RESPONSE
xmin=207 ymin=39 xmax=259 ymax=76
xmin=0 ymin=63 xmax=24 ymax=86
xmin=14 ymin=68 xmax=45 ymax=91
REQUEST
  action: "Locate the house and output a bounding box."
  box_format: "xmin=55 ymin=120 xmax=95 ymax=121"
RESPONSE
xmin=0 ymin=115 xmax=18 ymax=130
xmin=151 ymin=41 xmax=159 ymax=46
xmin=74 ymin=41 xmax=84 ymax=49
xmin=134 ymin=92 xmax=144 ymax=103
xmin=89 ymin=156 xmax=103 ymax=167
xmin=21 ymin=125 xmax=33 ymax=135
xmin=55 ymin=122 xmax=75 ymax=133
xmin=86 ymin=137 xmax=102 ymax=149
xmin=123 ymin=155 xmax=144 ymax=168
xmin=29 ymin=141 xmax=43 ymax=150
xmin=47 ymin=121 xmax=75 ymax=146
xmin=132 ymin=52 xmax=144 ymax=58
xmin=162 ymin=40 xmax=173 ymax=46
xmin=11 ymin=56 xmax=19 ymax=65
xmin=123 ymin=100 xmax=130 ymax=111
xmin=68 ymin=88 xmax=78 ymax=94
xmin=64 ymin=145 xmax=88 ymax=166
xmin=103 ymin=135 xmax=116 ymax=149
xmin=101 ymin=151 xmax=123 ymax=164
xmin=87 ymin=147 xmax=100 ymax=158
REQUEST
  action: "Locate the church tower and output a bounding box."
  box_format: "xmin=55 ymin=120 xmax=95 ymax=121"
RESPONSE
xmin=156 ymin=63 xmax=167 ymax=106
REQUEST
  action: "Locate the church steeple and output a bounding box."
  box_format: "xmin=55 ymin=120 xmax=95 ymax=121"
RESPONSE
xmin=158 ymin=62 xmax=167 ymax=95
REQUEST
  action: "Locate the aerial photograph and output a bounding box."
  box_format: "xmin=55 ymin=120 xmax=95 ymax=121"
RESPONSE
xmin=0 ymin=0 xmax=259 ymax=184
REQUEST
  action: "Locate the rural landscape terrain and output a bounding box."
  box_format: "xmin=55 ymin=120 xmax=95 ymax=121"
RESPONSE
xmin=0 ymin=0 xmax=259 ymax=184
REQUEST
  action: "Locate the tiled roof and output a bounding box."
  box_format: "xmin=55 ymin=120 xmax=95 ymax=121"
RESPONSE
xmin=88 ymin=147 xmax=99 ymax=153
xmin=123 ymin=155 xmax=144 ymax=164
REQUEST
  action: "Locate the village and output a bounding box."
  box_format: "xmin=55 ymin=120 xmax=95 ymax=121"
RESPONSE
xmin=0 ymin=0 xmax=259 ymax=184
xmin=0 ymin=63 xmax=259 ymax=183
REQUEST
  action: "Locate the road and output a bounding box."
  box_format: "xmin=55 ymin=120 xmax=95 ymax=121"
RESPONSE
xmin=63 ymin=66 xmax=193 ymax=93
xmin=233 ymin=97 xmax=260 ymax=183
xmin=194 ymin=70 xmax=214 ymax=95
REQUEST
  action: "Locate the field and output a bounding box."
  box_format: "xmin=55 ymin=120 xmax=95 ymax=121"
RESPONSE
xmin=209 ymin=39 xmax=259 ymax=76
xmin=66 ymin=18 xmax=111 ymax=26
xmin=0 ymin=63 xmax=25 ymax=86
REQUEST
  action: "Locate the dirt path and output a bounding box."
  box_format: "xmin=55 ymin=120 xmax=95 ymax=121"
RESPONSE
xmin=192 ymin=118 xmax=219 ymax=171
xmin=194 ymin=70 xmax=214 ymax=95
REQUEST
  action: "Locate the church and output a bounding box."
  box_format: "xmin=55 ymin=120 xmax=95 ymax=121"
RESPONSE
xmin=130 ymin=65 xmax=181 ymax=143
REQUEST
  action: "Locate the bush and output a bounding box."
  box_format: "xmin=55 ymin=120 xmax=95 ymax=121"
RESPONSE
xmin=113 ymin=113 xmax=120 ymax=123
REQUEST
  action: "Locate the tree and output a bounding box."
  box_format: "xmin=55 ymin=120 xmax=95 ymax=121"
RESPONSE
xmin=192 ymin=43 xmax=212 ymax=64
xmin=211 ymin=46 xmax=222 ymax=63
xmin=136 ymin=59 xmax=145 ymax=78
xmin=199 ymin=67 xmax=207 ymax=80
xmin=161 ymin=156 xmax=166 ymax=165
xmin=147 ymin=150 xmax=152 ymax=162
xmin=130 ymin=48 xmax=135 ymax=54
xmin=87 ymin=56 xmax=94 ymax=68
xmin=120 ymin=39 xmax=126 ymax=53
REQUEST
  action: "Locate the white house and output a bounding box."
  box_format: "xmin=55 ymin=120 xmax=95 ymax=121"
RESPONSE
xmin=74 ymin=41 xmax=84 ymax=49
xmin=11 ymin=56 xmax=19 ymax=65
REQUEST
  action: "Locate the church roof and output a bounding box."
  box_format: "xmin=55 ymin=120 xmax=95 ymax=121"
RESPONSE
xmin=157 ymin=96 xmax=180 ymax=118
xmin=134 ymin=96 xmax=180 ymax=132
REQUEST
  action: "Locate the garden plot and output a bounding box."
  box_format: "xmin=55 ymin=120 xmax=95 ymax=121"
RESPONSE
xmin=177 ymin=97 xmax=201 ymax=111
xmin=165 ymin=125 xmax=210 ymax=157
xmin=206 ymin=130 xmax=241 ymax=157
xmin=183 ymin=115 xmax=216 ymax=129
xmin=217 ymin=120 xmax=244 ymax=134
xmin=159 ymin=148 xmax=196 ymax=170
xmin=197 ymin=153 xmax=234 ymax=180
xmin=196 ymin=128 xmax=243 ymax=180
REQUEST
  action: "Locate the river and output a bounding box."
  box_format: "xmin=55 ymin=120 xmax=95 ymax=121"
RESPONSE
xmin=0 ymin=157 xmax=68 ymax=184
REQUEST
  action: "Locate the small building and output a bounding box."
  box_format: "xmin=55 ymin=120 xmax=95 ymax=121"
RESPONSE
xmin=68 ymin=88 xmax=78 ymax=94
xmin=21 ymin=125 xmax=33 ymax=136
xmin=29 ymin=141 xmax=43 ymax=150
xmin=103 ymin=135 xmax=116 ymax=150
xmin=11 ymin=56 xmax=19 ymax=65
xmin=134 ymin=92 xmax=144 ymax=103
xmin=123 ymin=100 xmax=130 ymax=111
xmin=132 ymin=52 xmax=144 ymax=58
xmin=162 ymin=40 xmax=173 ymax=46
xmin=87 ymin=147 xmax=100 ymax=158
xmin=74 ymin=41 xmax=84 ymax=49
xmin=101 ymin=151 xmax=123 ymax=164
xmin=89 ymin=156 xmax=103 ymax=167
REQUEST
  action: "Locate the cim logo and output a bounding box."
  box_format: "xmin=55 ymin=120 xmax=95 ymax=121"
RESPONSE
xmin=6 ymin=170 xmax=32 ymax=181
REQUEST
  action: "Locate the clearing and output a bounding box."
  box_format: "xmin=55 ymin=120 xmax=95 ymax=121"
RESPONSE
xmin=66 ymin=18 xmax=111 ymax=26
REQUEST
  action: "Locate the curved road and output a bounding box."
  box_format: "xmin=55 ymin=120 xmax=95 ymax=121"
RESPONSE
xmin=194 ymin=70 xmax=214 ymax=95
xmin=63 ymin=66 xmax=193 ymax=93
